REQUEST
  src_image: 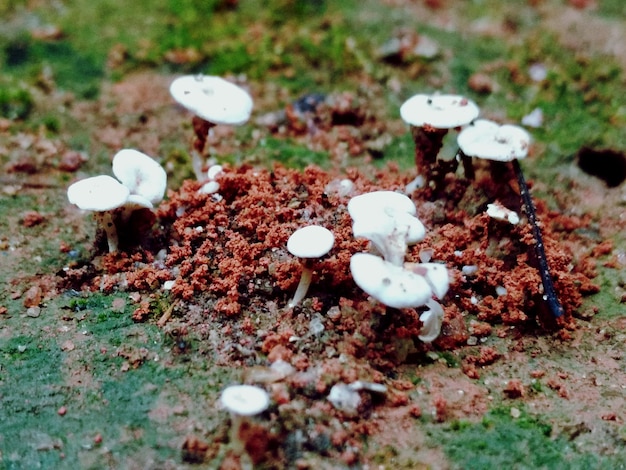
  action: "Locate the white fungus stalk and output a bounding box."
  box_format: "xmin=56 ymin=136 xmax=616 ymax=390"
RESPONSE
xmin=67 ymin=174 xmax=130 ymax=253
xmin=95 ymin=211 xmax=119 ymax=253
xmin=286 ymin=225 xmax=335 ymax=308
xmin=289 ymin=263 xmax=314 ymax=309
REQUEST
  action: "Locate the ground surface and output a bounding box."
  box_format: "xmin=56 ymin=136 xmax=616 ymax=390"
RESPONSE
xmin=1 ymin=1 xmax=625 ymax=469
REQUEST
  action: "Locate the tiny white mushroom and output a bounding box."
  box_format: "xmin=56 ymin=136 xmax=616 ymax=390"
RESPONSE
xmin=220 ymin=384 xmax=270 ymax=456
xmin=287 ymin=225 xmax=335 ymax=308
xmin=112 ymin=149 xmax=167 ymax=206
xmin=67 ymin=175 xmax=130 ymax=252
xmin=486 ymin=202 xmax=519 ymax=225
xmin=350 ymin=253 xmax=432 ymax=309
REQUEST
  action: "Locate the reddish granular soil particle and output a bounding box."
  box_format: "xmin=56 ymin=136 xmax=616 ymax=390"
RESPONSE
xmin=21 ymin=211 xmax=46 ymax=227
xmin=503 ymin=379 xmax=525 ymax=398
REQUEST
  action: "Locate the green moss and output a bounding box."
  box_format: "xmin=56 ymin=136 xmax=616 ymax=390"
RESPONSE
xmin=0 ymin=80 xmax=33 ymax=120
xmin=435 ymin=407 xmax=621 ymax=469
xmin=254 ymin=136 xmax=330 ymax=169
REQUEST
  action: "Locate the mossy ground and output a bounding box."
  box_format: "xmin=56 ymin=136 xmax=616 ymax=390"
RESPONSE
xmin=1 ymin=0 xmax=625 ymax=468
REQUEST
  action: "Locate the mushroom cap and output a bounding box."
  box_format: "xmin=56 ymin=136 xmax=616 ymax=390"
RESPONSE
xmin=169 ymin=75 xmax=253 ymax=125
xmin=457 ymin=119 xmax=531 ymax=161
xmin=220 ymin=384 xmax=270 ymax=416
xmin=112 ymin=149 xmax=167 ymax=205
xmin=350 ymin=253 xmax=432 ymax=309
xmin=287 ymin=225 xmax=335 ymax=259
xmin=405 ymin=262 xmax=449 ymax=299
xmin=348 ymin=191 xmax=417 ymax=220
xmin=67 ymin=175 xmax=130 ymax=212
xmin=400 ymin=93 xmax=480 ymax=129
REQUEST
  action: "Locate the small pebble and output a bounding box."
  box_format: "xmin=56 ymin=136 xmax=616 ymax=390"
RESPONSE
xmin=26 ymin=306 xmax=41 ymax=318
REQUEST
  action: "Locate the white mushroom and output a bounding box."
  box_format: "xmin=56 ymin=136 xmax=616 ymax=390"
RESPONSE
xmin=350 ymin=253 xmax=432 ymax=309
xmin=170 ymin=75 xmax=253 ymax=180
xmin=286 ymin=225 xmax=335 ymax=308
xmin=112 ymin=149 xmax=167 ymax=206
xmin=457 ymin=119 xmax=530 ymax=162
xmin=349 ymin=191 xmax=425 ymax=266
xmin=220 ymin=384 xmax=270 ymax=456
xmin=67 ymin=175 xmax=130 ymax=252
xmin=400 ymin=93 xmax=479 ymax=185
xmin=170 ymin=75 xmax=253 ymax=126
xmin=400 ymin=93 xmax=480 ymax=129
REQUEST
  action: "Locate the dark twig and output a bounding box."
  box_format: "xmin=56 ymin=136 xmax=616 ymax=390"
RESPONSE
xmin=512 ymin=160 xmax=564 ymax=319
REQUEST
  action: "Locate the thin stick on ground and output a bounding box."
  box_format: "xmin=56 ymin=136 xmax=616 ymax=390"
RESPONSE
xmin=512 ymin=159 xmax=564 ymax=319
xmin=157 ymin=299 xmax=179 ymax=327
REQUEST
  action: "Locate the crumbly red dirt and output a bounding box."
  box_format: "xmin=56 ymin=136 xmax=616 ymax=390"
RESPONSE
xmin=55 ymin=144 xmax=602 ymax=466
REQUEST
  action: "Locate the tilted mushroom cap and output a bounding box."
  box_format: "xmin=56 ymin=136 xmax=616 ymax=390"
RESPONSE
xmin=349 ymin=191 xmax=425 ymax=266
xmin=348 ymin=190 xmax=417 ymax=220
xmin=220 ymin=384 xmax=270 ymax=417
xmin=169 ymin=75 xmax=253 ymax=125
xmin=287 ymin=225 xmax=335 ymax=259
xmin=457 ymin=119 xmax=531 ymax=162
xmin=400 ymin=93 xmax=480 ymax=129
xmin=350 ymin=253 xmax=432 ymax=309
xmin=404 ymin=262 xmax=450 ymax=299
xmin=112 ymin=149 xmax=167 ymax=206
xmin=67 ymin=175 xmax=129 ymax=211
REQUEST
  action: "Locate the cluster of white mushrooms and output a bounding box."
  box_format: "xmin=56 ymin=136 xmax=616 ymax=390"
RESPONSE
xmin=67 ymin=149 xmax=167 ymax=252
xmin=348 ymin=190 xmax=450 ymax=342
xmin=400 ymin=92 xmax=564 ymax=319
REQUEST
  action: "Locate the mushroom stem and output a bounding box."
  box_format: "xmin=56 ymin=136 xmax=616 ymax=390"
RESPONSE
xmin=228 ymin=413 xmax=245 ymax=454
xmin=410 ymin=126 xmax=448 ymax=181
xmin=95 ymin=211 xmax=119 ymax=253
xmin=227 ymin=413 xmax=254 ymax=470
xmin=191 ymin=116 xmax=216 ymax=180
xmin=459 ymin=150 xmax=475 ymax=180
xmin=512 ymin=160 xmax=564 ymax=319
xmin=289 ymin=264 xmax=313 ymax=308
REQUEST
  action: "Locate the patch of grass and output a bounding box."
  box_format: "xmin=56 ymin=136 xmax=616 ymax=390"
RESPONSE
xmin=2 ymin=35 xmax=103 ymax=99
xmin=0 ymin=337 xmax=66 ymax=468
xmin=0 ymin=78 xmax=33 ymax=120
xmin=434 ymin=406 xmax=621 ymax=469
xmin=253 ymin=136 xmax=330 ymax=169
